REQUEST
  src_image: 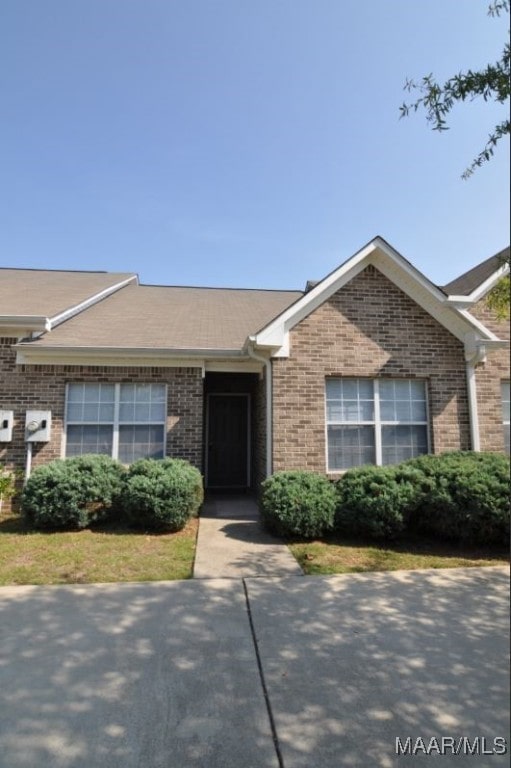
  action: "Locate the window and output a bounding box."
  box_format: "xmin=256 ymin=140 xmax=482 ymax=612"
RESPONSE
xmin=502 ymin=381 xmax=510 ymax=454
xmin=326 ymin=378 xmax=428 ymax=471
xmin=65 ymin=383 xmax=167 ymax=461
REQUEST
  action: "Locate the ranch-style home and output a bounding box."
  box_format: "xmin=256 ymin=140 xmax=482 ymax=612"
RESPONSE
xmin=0 ymin=236 xmax=509 ymax=511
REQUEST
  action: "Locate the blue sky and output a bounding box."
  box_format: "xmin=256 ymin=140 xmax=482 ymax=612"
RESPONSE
xmin=1 ymin=1 xmax=509 ymax=291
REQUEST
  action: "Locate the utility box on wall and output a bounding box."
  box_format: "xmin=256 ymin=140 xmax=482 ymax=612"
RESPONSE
xmin=0 ymin=411 xmax=14 ymax=442
xmin=25 ymin=411 xmax=52 ymax=442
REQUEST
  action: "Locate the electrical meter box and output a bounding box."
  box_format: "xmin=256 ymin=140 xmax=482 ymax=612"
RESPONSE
xmin=25 ymin=411 xmax=52 ymax=442
xmin=0 ymin=411 xmax=14 ymax=442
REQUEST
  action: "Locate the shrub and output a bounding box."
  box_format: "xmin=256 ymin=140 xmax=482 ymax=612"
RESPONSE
xmin=405 ymin=451 xmax=510 ymax=545
xmin=334 ymin=464 xmax=423 ymax=540
xmin=260 ymin=471 xmax=336 ymax=539
xmin=22 ymin=454 xmax=125 ymax=529
xmin=0 ymin=465 xmax=16 ymax=513
xmin=122 ymin=458 xmax=204 ymax=531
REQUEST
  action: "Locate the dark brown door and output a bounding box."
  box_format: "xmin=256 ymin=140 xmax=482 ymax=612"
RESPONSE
xmin=207 ymin=394 xmax=249 ymax=488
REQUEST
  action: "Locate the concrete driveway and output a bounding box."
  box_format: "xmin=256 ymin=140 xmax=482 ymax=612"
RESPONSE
xmin=0 ymin=566 xmax=508 ymax=767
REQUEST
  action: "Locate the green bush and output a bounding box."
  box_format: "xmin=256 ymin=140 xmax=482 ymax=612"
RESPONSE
xmin=405 ymin=451 xmax=510 ymax=545
xmin=122 ymin=458 xmax=204 ymax=531
xmin=334 ymin=464 xmax=423 ymax=540
xmin=260 ymin=471 xmax=336 ymax=539
xmin=22 ymin=454 xmax=125 ymax=529
xmin=0 ymin=465 xmax=16 ymax=505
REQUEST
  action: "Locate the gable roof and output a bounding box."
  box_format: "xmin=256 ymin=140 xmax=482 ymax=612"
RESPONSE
xmin=16 ymin=283 xmax=302 ymax=354
xmin=442 ymin=246 xmax=510 ymax=298
xmin=252 ymin=236 xmax=503 ymax=355
xmin=9 ymin=237 xmax=507 ymax=364
xmin=0 ymin=268 xmax=137 ymax=331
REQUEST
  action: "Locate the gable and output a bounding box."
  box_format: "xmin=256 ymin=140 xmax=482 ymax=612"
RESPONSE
xmin=253 ymin=237 xmax=502 ymax=358
xmin=290 ymin=265 xmax=465 ymax=359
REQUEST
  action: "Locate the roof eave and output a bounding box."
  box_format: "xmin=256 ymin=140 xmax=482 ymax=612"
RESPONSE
xmin=14 ymin=343 xmax=248 ymax=361
xmin=0 ymin=316 xmax=50 ymax=332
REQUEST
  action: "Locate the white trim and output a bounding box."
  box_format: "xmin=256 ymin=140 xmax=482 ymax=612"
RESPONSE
xmin=14 ymin=346 xmax=253 ymax=367
xmin=205 ymin=360 xmax=263 ymax=374
xmin=253 ymin=237 xmax=499 ymax=355
xmin=0 ymin=316 xmax=50 ymax=333
xmin=446 ymin=261 xmax=510 ymax=306
xmin=63 ymin=381 xmax=168 ymax=461
xmin=466 ymin=362 xmax=480 ymax=451
xmin=247 ymin=342 xmax=272 ymax=478
xmin=325 ymin=377 xmax=430 ymax=472
xmin=49 ymin=276 xmax=138 ymax=329
xmin=205 ymin=393 xmax=251 ymax=489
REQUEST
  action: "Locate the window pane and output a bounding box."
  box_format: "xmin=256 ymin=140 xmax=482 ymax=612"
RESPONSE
xmin=328 ymin=425 xmax=375 ymax=470
xmin=326 ymin=379 xmax=342 ymax=399
xmin=380 ymin=401 xmax=396 ymax=421
xmin=66 ymin=403 xmax=84 ymax=422
xmin=67 ymin=383 xmax=84 ymax=403
xmin=395 ymin=401 xmax=412 ymax=421
xmin=381 ymin=425 xmax=428 ymax=465
xmin=341 ymin=380 xmax=358 ymax=399
xmin=410 ymin=380 xmax=425 ymax=399
xmin=411 ymin=400 xmax=427 ymax=421
xmin=66 ymin=425 xmax=113 ymax=457
xmin=394 ymin=380 xmax=411 ymax=398
xmin=119 ymin=384 xmax=166 ymax=423
xmin=327 ymin=403 xmax=344 ymax=422
xmin=357 ymin=379 xmax=373 ymax=398
xmin=326 ymin=379 xmax=374 ymax=423
xmin=119 ymin=403 xmax=135 ymax=422
xmin=504 ymin=425 xmax=510 ymax=455
xmin=502 ymin=382 xmax=510 ymax=422
xmin=118 ymin=425 xmax=165 ymax=463
xmin=66 ymin=383 xmax=115 ymax=422
xmin=380 ymin=380 xmax=426 ymax=424
xmin=379 ymin=380 xmax=394 ymax=399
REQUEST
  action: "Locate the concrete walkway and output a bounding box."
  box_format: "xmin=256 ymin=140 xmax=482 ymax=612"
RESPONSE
xmin=0 ymin=567 xmax=508 ymax=768
xmin=193 ymin=494 xmax=303 ymax=579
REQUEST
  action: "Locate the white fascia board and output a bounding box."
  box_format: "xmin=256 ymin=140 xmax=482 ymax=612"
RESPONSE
xmin=205 ymin=360 xmax=263 ymax=373
xmin=456 ymin=309 xmax=505 ymax=342
xmin=14 ymin=344 xmax=250 ymax=367
xmin=0 ymin=316 xmax=50 ymax=332
xmin=371 ymin=253 xmax=498 ymax=343
xmin=254 ymin=241 xmax=377 ymax=348
xmin=254 ymin=236 xmax=484 ymax=351
xmin=48 ymin=275 xmax=138 ymax=329
xmin=445 ymin=262 xmax=509 ymax=306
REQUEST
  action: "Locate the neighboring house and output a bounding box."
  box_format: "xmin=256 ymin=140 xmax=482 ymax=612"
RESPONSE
xmin=0 ymin=237 xmax=509 ymax=512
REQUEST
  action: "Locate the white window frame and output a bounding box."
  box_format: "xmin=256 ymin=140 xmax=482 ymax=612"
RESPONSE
xmin=325 ymin=377 xmax=430 ymax=472
xmin=62 ymin=382 xmax=167 ymax=461
xmin=502 ymin=381 xmax=510 ymax=454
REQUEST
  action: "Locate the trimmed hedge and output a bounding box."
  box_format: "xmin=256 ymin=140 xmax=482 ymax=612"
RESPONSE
xmin=334 ymin=464 xmax=424 ymax=540
xmin=22 ymin=454 xmax=125 ymax=529
xmin=122 ymin=458 xmax=203 ymax=531
xmin=260 ymin=470 xmax=336 ymax=539
xmin=404 ymin=452 xmax=510 ymax=545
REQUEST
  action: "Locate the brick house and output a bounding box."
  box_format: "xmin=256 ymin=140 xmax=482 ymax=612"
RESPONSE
xmin=1 ymin=237 xmax=509 ymax=510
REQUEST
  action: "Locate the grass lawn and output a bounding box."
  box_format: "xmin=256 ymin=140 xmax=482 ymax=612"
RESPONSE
xmin=289 ymin=535 xmax=510 ymax=576
xmin=0 ymin=514 xmax=198 ymax=586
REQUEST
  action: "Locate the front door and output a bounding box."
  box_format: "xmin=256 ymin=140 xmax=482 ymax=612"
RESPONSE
xmin=206 ymin=394 xmax=250 ymax=488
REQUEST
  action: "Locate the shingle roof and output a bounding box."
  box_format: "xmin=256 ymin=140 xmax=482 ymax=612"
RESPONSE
xmin=27 ymin=283 xmax=303 ymax=351
xmin=0 ymin=268 xmax=136 ymax=318
xmin=441 ymin=247 xmax=510 ymax=296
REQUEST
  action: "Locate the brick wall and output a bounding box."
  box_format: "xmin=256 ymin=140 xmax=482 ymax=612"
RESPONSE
xmin=272 ymin=266 xmax=471 ymax=474
xmin=0 ymin=338 xmax=203 ymax=512
xmin=470 ymin=299 xmax=510 ymax=452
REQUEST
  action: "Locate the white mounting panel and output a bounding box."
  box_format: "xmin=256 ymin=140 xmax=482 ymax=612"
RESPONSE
xmin=25 ymin=410 xmax=52 ymax=442
xmin=0 ymin=410 xmax=14 ymax=442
